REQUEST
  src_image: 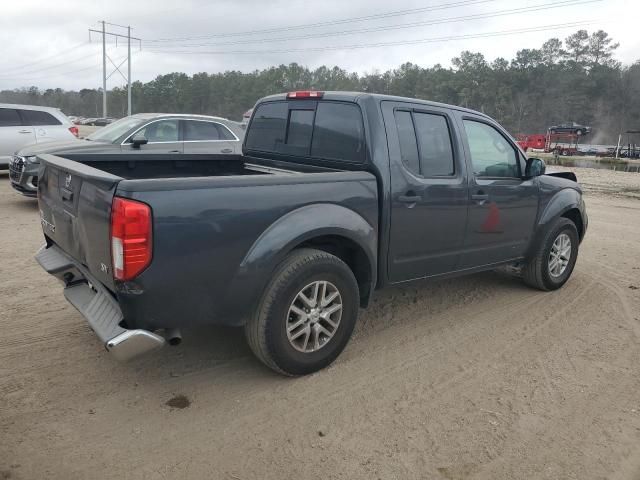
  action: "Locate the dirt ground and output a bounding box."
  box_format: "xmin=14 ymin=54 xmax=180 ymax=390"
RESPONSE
xmin=1 ymin=168 xmax=640 ymax=480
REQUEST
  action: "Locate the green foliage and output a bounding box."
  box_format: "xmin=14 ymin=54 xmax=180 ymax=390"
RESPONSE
xmin=1 ymin=30 xmax=637 ymax=143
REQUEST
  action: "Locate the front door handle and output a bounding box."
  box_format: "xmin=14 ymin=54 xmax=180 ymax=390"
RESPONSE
xmin=18 ymin=130 xmax=32 ymax=134
xmin=221 ymin=148 xmax=233 ymax=154
xmin=398 ymin=194 xmax=421 ymax=203
xmin=472 ymin=192 xmax=489 ymax=204
xmin=167 ymin=150 xmax=181 ymax=153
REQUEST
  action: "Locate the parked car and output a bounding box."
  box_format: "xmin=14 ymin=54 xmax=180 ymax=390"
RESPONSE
xmin=9 ymin=113 xmax=244 ymax=196
xmin=0 ymin=103 xmax=78 ymax=170
xmin=241 ymin=108 xmax=253 ymax=126
xmin=92 ymin=117 xmax=116 ymax=126
xmin=548 ymin=123 xmax=591 ymax=136
xmin=35 ymin=91 xmax=587 ymax=375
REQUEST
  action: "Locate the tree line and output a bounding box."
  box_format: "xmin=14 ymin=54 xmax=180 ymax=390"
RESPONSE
xmin=2 ymin=30 xmax=638 ymax=144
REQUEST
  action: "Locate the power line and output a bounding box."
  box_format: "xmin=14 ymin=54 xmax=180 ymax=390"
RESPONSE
xmin=0 ymin=42 xmax=95 ymax=75
xmin=145 ymin=0 xmax=600 ymax=50
xmin=0 ymin=48 xmax=103 ymax=78
xmin=143 ymin=21 xmax=598 ymax=56
xmin=144 ymin=0 xmax=500 ymax=42
xmin=0 ymin=51 xmax=134 ymax=83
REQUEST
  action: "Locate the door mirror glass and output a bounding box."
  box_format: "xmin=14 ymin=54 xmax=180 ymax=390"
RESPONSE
xmin=525 ymin=157 xmax=546 ymax=177
xmin=131 ymin=133 xmax=148 ymax=148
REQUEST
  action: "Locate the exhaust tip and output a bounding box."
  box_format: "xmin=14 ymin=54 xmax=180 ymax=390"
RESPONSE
xmin=165 ymin=328 xmax=182 ymax=346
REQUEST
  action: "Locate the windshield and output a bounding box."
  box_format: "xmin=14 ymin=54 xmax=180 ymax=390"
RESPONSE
xmin=86 ymin=116 xmax=149 ymax=142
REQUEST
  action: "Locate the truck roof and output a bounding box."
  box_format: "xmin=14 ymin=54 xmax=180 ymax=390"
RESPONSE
xmin=256 ymin=91 xmax=491 ymax=119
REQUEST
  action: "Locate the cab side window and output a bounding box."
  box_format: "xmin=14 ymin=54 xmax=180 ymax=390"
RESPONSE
xmin=394 ymin=110 xmax=454 ymax=177
xmin=463 ymin=120 xmax=519 ymax=178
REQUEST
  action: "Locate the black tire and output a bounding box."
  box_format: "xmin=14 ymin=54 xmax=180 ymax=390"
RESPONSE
xmin=245 ymin=248 xmax=359 ymax=376
xmin=522 ymin=217 xmax=579 ymax=291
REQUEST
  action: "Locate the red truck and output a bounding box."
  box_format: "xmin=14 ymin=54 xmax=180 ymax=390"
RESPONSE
xmin=516 ymin=134 xmax=546 ymax=151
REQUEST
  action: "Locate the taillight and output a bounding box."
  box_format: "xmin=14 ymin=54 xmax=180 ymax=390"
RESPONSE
xmin=110 ymin=197 xmax=152 ymax=281
xmin=69 ymin=126 xmax=79 ymax=137
xmin=287 ymin=91 xmax=323 ymax=99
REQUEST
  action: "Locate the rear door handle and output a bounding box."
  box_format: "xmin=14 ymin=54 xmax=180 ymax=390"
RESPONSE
xmin=168 ymin=150 xmax=181 ymax=153
xmin=221 ymin=148 xmax=233 ymax=154
xmin=472 ymin=192 xmax=489 ymax=204
xmin=18 ymin=130 xmax=32 ymax=134
xmin=398 ymin=194 xmax=421 ymax=203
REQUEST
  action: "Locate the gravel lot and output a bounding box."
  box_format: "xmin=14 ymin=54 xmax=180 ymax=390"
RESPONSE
xmin=1 ymin=168 xmax=640 ymax=479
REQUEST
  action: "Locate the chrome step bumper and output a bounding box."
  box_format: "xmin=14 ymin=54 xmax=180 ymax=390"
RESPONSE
xmin=36 ymin=245 xmax=165 ymax=361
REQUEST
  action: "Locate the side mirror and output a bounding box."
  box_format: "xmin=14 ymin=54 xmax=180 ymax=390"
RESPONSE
xmin=130 ymin=133 xmax=148 ymax=148
xmin=525 ymin=157 xmax=546 ymax=178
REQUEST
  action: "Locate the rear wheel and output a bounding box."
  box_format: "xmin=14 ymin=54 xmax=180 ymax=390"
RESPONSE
xmin=522 ymin=217 xmax=579 ymax=291
xmin=245 ymin=248 xmax=359 ymax=376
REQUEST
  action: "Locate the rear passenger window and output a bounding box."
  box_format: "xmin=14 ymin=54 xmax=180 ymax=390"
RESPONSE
xmin=394 ymin=110 xmax=454 ymax=177
xmin=311 ymin=103 xmax=364 ymax=163
xmin=216 ymin=124 xmax=236 ymax=140
xmin=245 ymin=102 xmax=287 ymax=151
xmin=184 ymin=121 xmax=221 ymax=141
xmin=395 ymin=111 xmax=420 ymax=173
xmin=0 ymin=108 xmax=22 ymax=127
xmin=413 ymin=113 xmax=454 ymax=176
xmin=21 ymin=110 xmax=61 ymax=126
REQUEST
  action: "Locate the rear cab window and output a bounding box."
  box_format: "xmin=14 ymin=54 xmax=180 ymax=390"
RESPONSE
xmin=245 ymin=99 xmax=365 ymax=165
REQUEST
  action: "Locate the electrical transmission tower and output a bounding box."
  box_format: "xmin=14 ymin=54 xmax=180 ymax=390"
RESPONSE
xmin=89 ymin=21 xmax=141 ymax=117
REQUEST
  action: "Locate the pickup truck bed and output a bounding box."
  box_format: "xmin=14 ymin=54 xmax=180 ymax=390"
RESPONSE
xmin=36 ymin=152 xmax=378 ymax=357
xmin=69 ymin=155 xmax=299 ymax=179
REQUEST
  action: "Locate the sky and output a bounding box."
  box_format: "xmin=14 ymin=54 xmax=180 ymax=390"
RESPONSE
xmin=0 ymin=0 xmax=637 ymax=91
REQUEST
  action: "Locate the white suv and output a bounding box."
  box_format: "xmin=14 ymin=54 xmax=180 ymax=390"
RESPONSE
xmin=0 ymin=103 xmax=78 ymax=169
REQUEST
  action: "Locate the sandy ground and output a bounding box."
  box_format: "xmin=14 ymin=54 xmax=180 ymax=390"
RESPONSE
xmin=1 ymin=168 xmax=640 ymax=480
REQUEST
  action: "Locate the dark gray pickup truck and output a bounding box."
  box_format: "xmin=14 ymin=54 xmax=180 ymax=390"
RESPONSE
xmin=35 ymin=91 xmax=587 ymax=375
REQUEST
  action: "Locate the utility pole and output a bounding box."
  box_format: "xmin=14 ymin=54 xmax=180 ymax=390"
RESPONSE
xmin=127 ymin=26 xmax=132 ymax=116
xmin=101 ymin=21 xmax=107 ymax=118
xmin=89 ymin=22 xmax=141 ymax=118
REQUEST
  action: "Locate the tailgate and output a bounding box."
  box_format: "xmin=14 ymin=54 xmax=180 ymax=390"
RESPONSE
xmin=37 ymin=153 xmax=122 ymax=291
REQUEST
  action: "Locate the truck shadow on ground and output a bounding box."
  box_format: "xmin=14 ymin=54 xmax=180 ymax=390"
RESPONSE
xmin=127 ymin=269 xmax=533 ymax=379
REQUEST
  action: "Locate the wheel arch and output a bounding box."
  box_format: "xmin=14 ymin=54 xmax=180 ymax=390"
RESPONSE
xmin=527 ymin=188 xmax=584 ymax=257
xmin=234 ymin=204 xmax=377 ymax=315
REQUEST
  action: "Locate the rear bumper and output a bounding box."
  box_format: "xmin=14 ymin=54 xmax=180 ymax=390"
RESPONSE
xmin=35 ymin=245 xmax=165 ymax=361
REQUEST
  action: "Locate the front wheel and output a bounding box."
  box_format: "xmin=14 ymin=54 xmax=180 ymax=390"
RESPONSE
xmin=522 ymin=217 xmax=579 ymax=291
xmin=245 ymin=248 xmax=359 ymax=376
